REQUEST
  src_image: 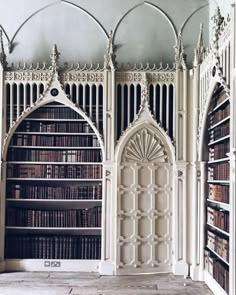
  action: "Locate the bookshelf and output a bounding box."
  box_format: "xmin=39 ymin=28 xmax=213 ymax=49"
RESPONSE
xmin=205 ymin=86 xmax=230 ymax=294
xmin=5 ymin=102 xmax=103 ymax=270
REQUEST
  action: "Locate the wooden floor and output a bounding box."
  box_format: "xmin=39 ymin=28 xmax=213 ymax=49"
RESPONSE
xmin=0 ymin=272 xmax=213 ymax=295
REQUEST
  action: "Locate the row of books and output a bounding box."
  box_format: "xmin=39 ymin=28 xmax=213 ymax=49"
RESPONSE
xmin=5 ymin=235 xmax=101 ymax=259
xmin=207 ymin=207 xmax=229 ymax=233
xmin=205 ymin=250 xmax=229 ymax=293
xmin=6 ymin=206 xmax=102 ymax=227
xmin=28 ymin=107 xmax=82 ymax=119
xmin=8 ymin=149 xmax=102 ymax=162
xmin=208 ymin=163 xmax=229 ymax=181
xmin=208 ymin=184 xmax=229 ymax=203
xmin=207 ymin=230 xmax=229 ymax=262
xmin=209 ymin=103 xmax=230 ymax=126
xmin=18 ymin=121 xmax=93 ymax=133
xmin=11 ymin=134 xmax=100 ymax=147
xmin=209 ymin=121 xmax=229 ymax=142
xmin=208 ymin=91 xmax=228 ymax=113
xmin=208 ymin=142 xmax=229 ymax=161
xmin=7 ymin=164 xmax=102 ymax=179
xmin=8 ymin=184 xmax=102 ymax=200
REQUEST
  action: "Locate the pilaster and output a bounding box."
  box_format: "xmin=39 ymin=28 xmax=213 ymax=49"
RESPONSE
xmin=172 ymin=161 xmax=188 ymax=276
xmin=190 ymin=59 xmax=201 ymax=280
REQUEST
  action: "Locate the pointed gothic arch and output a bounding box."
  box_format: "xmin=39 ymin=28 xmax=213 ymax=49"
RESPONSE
xmin=113 ymin=102 xmax=175 ymax=274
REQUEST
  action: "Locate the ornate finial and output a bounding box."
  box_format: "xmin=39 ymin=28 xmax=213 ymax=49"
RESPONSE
xmin=50 ymin=44 xmax=60 ymax=70
xmin=193 ymin=23 xmax=205 ymax=66
xmin=211 ymin=6 xmax=224 ymax=56
xmin=0 ymin=30 xmax=7 ymax=68
xmin=104 ymin=30 xmax=117 ymax=70
xmin=174 ymin=32 xmax=187 ymax=70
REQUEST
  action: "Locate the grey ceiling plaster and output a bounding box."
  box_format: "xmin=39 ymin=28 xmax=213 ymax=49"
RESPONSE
xmin=0 ymin=0 xmax=229 ymax=66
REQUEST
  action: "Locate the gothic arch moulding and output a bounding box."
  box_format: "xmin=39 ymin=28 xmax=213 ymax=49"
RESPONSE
xmin=115 ymin=122 xmax=174 ymax=274
xmin=1 ymin=80 xmax=105 ymax=162
xmin=198 ymin=65 xmax=229 ymax=161
xmin=115 ymin=119 xmax=174 ymax=165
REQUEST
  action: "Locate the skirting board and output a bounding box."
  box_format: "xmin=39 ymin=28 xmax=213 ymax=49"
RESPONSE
xmin=5 ymin=259 xmax=100 ymax=272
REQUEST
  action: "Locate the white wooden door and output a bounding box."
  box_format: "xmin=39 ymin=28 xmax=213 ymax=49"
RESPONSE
xmin=116 ymin=128 xmax=172 ymax=274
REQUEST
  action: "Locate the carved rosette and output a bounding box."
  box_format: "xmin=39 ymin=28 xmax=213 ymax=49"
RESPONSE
xmin=122 ymin=128 xmax=167 ymax=163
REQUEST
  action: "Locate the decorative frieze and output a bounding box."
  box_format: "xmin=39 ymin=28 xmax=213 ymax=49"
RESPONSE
xmin=4 ymin=71 xmax=51 ymax=82
xmin=116 ymin=72 xmax=175 ymax=83
xmin=61 ymin=72 xmax=104 ymax=83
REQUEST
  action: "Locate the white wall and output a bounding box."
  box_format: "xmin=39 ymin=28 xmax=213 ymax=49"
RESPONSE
xmin=0 ymin=0 xmax=209 ymax=67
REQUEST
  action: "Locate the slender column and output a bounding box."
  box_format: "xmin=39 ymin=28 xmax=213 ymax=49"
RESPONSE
xmin=166 ymin=84 xmax=169 ymax=132
xmin=121 ymin=84 xmax=124 ymax=132
xmin=82 ymin=86 xmax=85 ymax=111
xmin=76 ymin=84 xmax=79 ymax=105
xmin=134 ymin=84 xmax=137 ymax=116
xmin=96 ymin=85 xmax=99 ymax=127
xmin=30 ymin=83 xmax=33 ymax=106
xmin=191 ymin=62 xmax=200 ymax=279
xmin=199 ymin=161 xmax=206 ymax=280
xmin=17 ymin=83 xmax=20 ymax=119
xmin=9 ymin=83 xmax=13 ymax=127
xmin=153 ymin=83 xmax=156 ymax=118
xmin=89 ymin=85 xmax=92 ymax=118
xmin=23 ymin=84 xmax=27 ymax=111
xmin=159 ymin=83 xmax=163 ymax=125
xmin=127 ymin=84 xmax=130 ymax=126
xmin=37 ymin=83 xmax=40 ymax=101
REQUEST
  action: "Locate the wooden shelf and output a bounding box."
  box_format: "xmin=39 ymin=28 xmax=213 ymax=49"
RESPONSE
xmin=6 ymin=199 xmax=102 ymax=209
xmin=25 ymin=118 xmax=85 ymax=122
xmin=206 ymin=246 xmax=229 ymax=266
xmin=208 ymin=157 xmax=229 ymax=164
xmin=207 ymin=180 xmax=230 ymax=184
xmin=208 ymin=96 xmax=229 ymax=115
xmin=207 ymin=199 xmax=230 ymax=211
xmin=9 ymin=146 xmax=101 ymax=149
xmin=208 ymin=116 xmax=230 ymax=131
xmin=208 ymin=135 xmax=230 ymax=146
xmin=5 ymin=226 xmax=102 ymax=235
xmin=14 ymin=132 xmax=96 ymax=135
xmin=7 ymin=178 xmax=103 ymax=182
xmin=7 ymin=161 xmax=102 ymax=165
xmin=206 ymin=223 xmax=229 ymax=237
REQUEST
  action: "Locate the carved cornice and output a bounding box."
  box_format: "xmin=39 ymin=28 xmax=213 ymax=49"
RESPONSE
xmin=63 ymin=62 xmax=104 ymax=71
xmin=118 ymin=62 xmax=175 ymax=72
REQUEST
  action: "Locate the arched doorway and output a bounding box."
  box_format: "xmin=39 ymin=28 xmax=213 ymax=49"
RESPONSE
xmin=116 ymin=125 xmax=173 ymax=274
